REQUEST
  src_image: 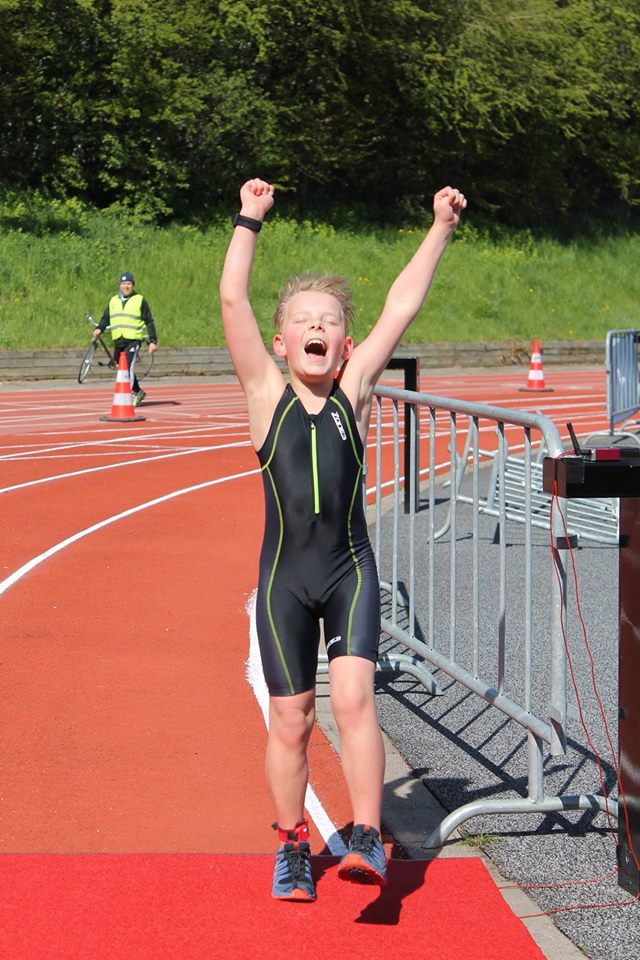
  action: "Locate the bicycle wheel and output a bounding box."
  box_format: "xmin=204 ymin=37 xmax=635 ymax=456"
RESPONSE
xmin=78 ymin=341 xmax=97 ymax=383
xmin=137 ymin=349 xmax=155 ymax=381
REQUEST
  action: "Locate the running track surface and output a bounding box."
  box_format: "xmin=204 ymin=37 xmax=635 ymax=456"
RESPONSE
xmin=0 ymin=367 xmax=612 ymax=855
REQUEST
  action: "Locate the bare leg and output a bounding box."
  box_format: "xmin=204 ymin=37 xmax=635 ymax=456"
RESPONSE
xmin=266 ymin=688 xmax=316 ymax=831
xmin=329 ymin=657 xmax=384 ymax=831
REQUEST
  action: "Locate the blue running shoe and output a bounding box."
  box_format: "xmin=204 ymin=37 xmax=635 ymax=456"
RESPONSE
xmin=272 ymin=842 xmax=316 ymax=901
xmin=338 ymin=824 xmax=387 ymax=886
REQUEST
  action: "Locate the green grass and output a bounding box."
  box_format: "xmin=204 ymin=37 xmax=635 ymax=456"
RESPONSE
xmin=1 ymin=209 xmax=638 ymax=351
xmin=458 ymin=829 xmax=500 ymax=851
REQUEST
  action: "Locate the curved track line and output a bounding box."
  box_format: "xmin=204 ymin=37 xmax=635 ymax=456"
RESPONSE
xmin=0 ymin=440 xmax=251 ymax=494
xmin=0 ymin=426 xmax=247 ymax=459
xmin=0 ymin=467 xmax=259 ymax=597
xmin=244 ymin=590 xmax=348 ymax=857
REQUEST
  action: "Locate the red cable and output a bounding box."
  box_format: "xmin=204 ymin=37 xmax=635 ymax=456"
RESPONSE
xmin=501 ymin=866 xmax=618 ymax=891
xmin=519 ymin=893 xmax=640 ymax=918
xmin=552 ymin=485 xmax=640 ymax=875
xmin=549 ymin=485 xmax=616 ymax=834
xmin=502 ymin=480 xmax=640 ymax=916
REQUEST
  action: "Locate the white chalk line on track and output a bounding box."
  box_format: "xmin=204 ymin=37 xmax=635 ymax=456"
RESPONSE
xmin=0 ymin=424 xmax=249 ymax=459
xmin=0 ymin=411 xmax=121 ymax=427
xmin=0 ymin=443 xmax=225 ymax=458
xmin=0 ymin=408 xmax=250 ymax=431
xmin=0 ymin=402 xmax=244 ymax=415
xmin=0 ymin=466 xmax=260 ymax=597
xmin=1 ymin=373 xmax=609 ymax=851
xmin=244 ymin=589 xmax=347 ymax=857
xmin=0 ymin=432 xmax=451 ymax=497
xmin=1 ymin=408 xmax=610 ymax=501
xmin=0 ymin=414 xmax=610 ymax=497
xmin=0 ymin=455 xmax=346 ymax=855
xmin=4 ymin=444 xmax=226 ymax=459
xmin=0 ymin=395 xmax=240 ymax=408
xmin=0 ymin=431 xmax=246 ymax=454
xmin=0 ymin=440 xmax=252 ymax=494
xmin=0 ymin=419 xmax=250 ymax=440
xmin=0 ymin=431 xmax=249 ymax=461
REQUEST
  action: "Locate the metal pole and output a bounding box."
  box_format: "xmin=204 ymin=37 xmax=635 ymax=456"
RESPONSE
xmin=385 ymin=357 xmax=420 ymax=513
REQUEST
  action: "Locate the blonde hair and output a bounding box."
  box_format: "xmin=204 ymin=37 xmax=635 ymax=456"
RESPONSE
xmin=273 ymin=273 xmax=355 ymax=333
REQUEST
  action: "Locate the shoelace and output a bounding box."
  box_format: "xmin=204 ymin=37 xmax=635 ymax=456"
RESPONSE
xmin=282 ymin=845 xmax=310 ymax=882
xmin=351 ymin=830 xmax=377 ymax=854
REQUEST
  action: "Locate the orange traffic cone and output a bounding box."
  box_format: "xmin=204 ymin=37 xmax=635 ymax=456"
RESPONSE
xmin=518 ymin=339 xmax=553 ymax=392
xmin=100 ymin=352 xmax=146 ymax=422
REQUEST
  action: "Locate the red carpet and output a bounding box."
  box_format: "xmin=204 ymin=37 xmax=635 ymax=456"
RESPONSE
xmin=2 ymin=854 xmax=546 ymax=960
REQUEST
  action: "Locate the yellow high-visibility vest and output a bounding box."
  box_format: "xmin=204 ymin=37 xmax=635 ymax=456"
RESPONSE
xmin=108 ymin=294 xmax=145 ymax=340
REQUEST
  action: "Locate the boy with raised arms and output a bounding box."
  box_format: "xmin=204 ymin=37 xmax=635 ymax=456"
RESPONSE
xmin=219 ymin=178 xmax=466 ymax=900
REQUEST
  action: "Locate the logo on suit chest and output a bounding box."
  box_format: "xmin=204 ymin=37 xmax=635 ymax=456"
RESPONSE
xmin=331 ymin=411 xmax=347 ymax=440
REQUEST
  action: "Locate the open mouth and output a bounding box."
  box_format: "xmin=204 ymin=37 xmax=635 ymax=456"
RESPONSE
xmin=304 ymin=338 xmax=327 ymax=357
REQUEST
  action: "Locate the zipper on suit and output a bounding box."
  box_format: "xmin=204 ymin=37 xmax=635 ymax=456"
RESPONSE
xmin=310 ymin=421 xmax=320 ymax=514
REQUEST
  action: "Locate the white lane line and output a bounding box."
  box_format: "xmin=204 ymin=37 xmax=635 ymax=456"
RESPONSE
xmin=0 ymin=440 xmax=251 ymax=494
xmin=0 ymin=454 xmax=346 ymax=854
xmin=0 ymin=434 xmax=247 ymax=461
xmin=0 ymin=467 xmax=260 ymax=597
xmin=2 ymin=445 xmax=225 ymax=459
xmin=244 ymin=590 xmax=347 ymax=856
xmin=0 ymin=424 xmax=248 ymax=460
xmin=0 ymin=404 xmax=249 ymax=426
xmin=0 ymin=411 xmax=118 ymax=427
xmin=0 ymin=397 xmax=249 ymax=418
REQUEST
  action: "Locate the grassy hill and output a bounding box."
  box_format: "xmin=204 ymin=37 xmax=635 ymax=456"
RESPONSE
xmin=1 ymin=202 xmax=638 ymax=351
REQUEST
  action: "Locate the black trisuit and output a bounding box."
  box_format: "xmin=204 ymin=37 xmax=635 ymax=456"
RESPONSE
xmin=255 ymin=382 xmax=380 ymax=696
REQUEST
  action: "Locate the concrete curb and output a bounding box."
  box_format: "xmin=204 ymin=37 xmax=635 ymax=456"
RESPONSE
xmin=0 ymin=339 xmax=604 ymax=382
xmin=315 ymin=673 xmax=586 ymax=960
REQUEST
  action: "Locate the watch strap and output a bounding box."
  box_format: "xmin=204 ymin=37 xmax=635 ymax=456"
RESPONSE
xmin=232 ymin=213 xmax=263 ymax=233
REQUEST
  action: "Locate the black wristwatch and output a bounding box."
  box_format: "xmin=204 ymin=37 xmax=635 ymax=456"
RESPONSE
xmin=232 ymin=213 xmax=263 ymax=233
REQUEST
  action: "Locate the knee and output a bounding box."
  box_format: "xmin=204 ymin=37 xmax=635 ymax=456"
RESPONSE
xmin=331 ymin=680 xmax=374 ymax=728
xmin=269 ymin=700 xmax=315 ymax=749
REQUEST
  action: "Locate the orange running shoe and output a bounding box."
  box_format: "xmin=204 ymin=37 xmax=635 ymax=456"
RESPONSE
xmin=338 ymin=824 xmax=387 ymax=886
xmin=271 ymin=842 xmax=316 ymax=901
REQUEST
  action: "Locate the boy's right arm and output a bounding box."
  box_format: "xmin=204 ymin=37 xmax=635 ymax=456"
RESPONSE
xmin=219 ymin=179 xmax=282 ymax=407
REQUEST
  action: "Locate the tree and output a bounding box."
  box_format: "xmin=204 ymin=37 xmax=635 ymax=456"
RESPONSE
xmin=0 ymin=0 xmax=106 ymax=196
xmin=0 ymin=0 xmax=638 ymax=226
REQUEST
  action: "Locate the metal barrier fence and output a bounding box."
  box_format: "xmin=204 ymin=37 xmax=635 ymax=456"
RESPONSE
xmin=442 ymin=438 xmax=619 ymax=546
xmin=605 ymin=328 xmax=640 ymax=436
xmin=371 ymin=385 xmax=618 ymax=847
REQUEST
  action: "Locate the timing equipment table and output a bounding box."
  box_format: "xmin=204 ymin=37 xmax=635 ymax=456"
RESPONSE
xmin=543 ymin=449 xmax=640 ymax=895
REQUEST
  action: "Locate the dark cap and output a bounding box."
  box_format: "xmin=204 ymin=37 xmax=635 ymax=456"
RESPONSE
xmin=119 ymin=272 xmax=135 ymax=284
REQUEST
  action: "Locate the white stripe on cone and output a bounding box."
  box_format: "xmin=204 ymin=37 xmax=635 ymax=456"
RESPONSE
xmin=101 ymin=353 xmax=142 ymax=419
xmin=524 ymin=339 xmax=546 ymax=387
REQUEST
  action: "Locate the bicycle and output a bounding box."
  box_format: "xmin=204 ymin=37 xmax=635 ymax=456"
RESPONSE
xmin=77 ymin=314 xmax=155 ymax=384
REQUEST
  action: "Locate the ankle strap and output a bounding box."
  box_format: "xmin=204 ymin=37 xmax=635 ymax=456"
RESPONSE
xmin=272 ymin=819 xmax=310 ymax=843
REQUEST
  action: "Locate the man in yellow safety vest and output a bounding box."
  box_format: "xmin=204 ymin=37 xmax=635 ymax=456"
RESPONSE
xmin=93 ymin=272 xmax=158 ymax=406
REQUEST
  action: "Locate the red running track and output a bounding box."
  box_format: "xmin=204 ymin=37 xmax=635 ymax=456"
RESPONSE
xmin=0 ymin=368 xmax=611 ymax=855
xmin=1 ymin=368 xmax=613 ymax=960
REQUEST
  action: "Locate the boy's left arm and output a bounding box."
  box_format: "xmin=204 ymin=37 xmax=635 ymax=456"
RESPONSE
xmin=349 ymin=186 xmax=466 ymax=394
